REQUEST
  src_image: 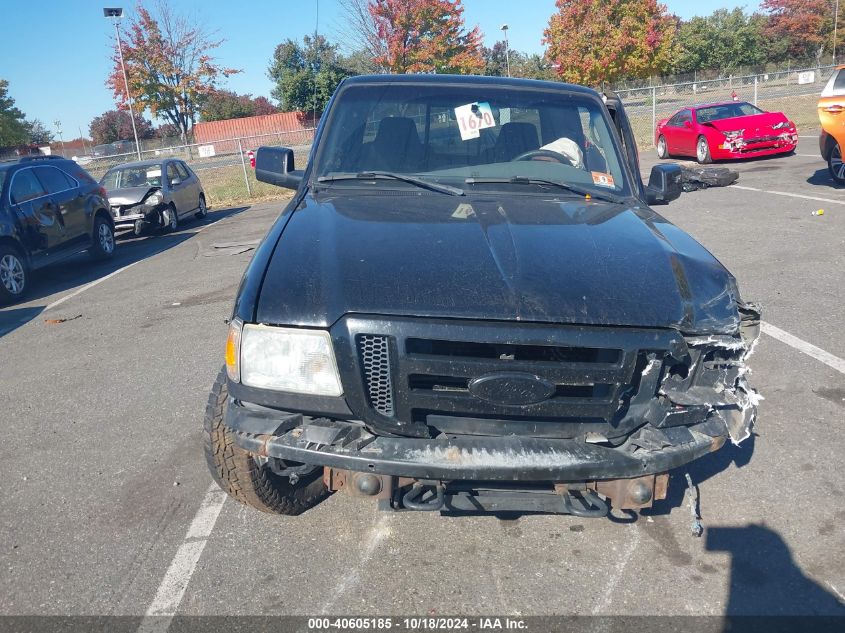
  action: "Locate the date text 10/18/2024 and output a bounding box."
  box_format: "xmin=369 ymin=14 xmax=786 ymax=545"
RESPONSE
xmin=307 ymin=617 xmax=528 ymax=630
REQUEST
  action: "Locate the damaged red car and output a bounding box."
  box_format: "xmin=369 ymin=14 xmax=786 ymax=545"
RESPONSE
xmin=656 ymin=102 xmax=798 ymax=163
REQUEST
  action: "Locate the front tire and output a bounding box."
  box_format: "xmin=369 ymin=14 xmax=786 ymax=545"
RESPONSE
xmin=656 ymin=135 xmax=669 ymax=159
xmin=203 ymin=368 xmax=329 ymax=515
xmin=88 ymin=214 xmax=115 ymax=260
xmin=0 ymin=245 xmax=28 ymax=304
xmin=194 ymin=194 xmax=208 ymax=220
xmin=828 ymin=142 xmax=845 ymax=184
xmin=696 ymin=136 xmax=712 ymax=164
xmin=162 ymin=204 xmax=179 ymax=232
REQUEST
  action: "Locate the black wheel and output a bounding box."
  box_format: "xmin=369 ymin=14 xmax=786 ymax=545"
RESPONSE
xmin=203 ymin=368 xmax=330 ymax=515
xmin=828 ymin=142 xmax=845 ymax=184
xmin=194 ymin=194 xmax=208 ymax=220
xmin=656 ymin=135 xmax=669 ymax=159
xmin=162 ymin=204 xmax=179 ymax=232
xmin=88 ymin=214 xmax=115 ymax=260
xmin=696 ymin=136 xmax=712 ymax=164
xmin=0 ymin=244 xmax=27 ymax=304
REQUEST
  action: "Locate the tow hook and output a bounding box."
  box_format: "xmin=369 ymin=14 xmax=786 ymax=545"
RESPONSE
xmin=402 ymin=482 xmax=445 ymax=511
xmin=564 ymin=490 xmax=609 ymax=518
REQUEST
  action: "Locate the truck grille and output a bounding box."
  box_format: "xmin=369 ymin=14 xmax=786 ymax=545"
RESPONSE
xmin=343 ymin=317 xmax=681 ymax=439
xmin=357 ymin=335 xmax=395 ymax=417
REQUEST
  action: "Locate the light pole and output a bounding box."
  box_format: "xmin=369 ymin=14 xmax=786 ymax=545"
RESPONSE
xmin=104 ymin=7 xmax=142 ymax=160
xmin=54 ymin=120 xmax=65 ymax=156
xmin=500 ymin=24 xmax=510 ymax=77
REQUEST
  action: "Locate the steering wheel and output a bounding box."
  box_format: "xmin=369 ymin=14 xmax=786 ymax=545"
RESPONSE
xmin=511 ymin=149 xmax=574 ymax=166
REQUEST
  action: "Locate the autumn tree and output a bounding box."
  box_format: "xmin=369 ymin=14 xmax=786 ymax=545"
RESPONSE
xmin=543 ymin=0 xmax=678 ymax=85
xmin=89 ymin=110 xmax=154 ymax=145
xmin=200 ymin=90 xmax=279 ymax=122
xmin=268 ymin=35 xmax=351 ymax=113
xmin=107 ymin=3 xmax=239 ymax=142
xmin=0 ymin=79 xmax=28 ymax=147
xmin=367 ymin=0 xmax=484 ymax=73
xmin=762 ymin=0 xmax=840 ymax=63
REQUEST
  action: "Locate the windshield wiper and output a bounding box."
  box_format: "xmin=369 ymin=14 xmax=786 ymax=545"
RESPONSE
xmin=464 ymin=176 xmax=620 ymax=203
xmin=317 ymin=171 xmax=464 ymax=196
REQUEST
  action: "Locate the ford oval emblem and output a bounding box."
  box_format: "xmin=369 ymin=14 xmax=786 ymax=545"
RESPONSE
xmin=467 ymin=372 xmax=556 ymax=406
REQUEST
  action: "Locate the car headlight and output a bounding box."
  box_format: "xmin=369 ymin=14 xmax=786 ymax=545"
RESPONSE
xmin=146 ymin=190 xmax=164 ymax=205
xmin=230 ymin=322 xmax=343 ymax=396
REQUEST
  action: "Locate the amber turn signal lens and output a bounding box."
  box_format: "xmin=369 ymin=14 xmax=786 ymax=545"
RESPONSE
xmin=225 ymin=318 xmax=242 ymax=383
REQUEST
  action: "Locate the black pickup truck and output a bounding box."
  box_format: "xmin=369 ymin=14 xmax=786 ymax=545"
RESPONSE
xmin=204 ymin=74 xmax=760 ymax=518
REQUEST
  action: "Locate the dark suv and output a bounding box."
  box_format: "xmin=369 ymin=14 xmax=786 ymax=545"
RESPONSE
xmin=204 ymin=75 xmax=760 ymax=519
xmin=0 ymin=155 xmax=115 ymax=304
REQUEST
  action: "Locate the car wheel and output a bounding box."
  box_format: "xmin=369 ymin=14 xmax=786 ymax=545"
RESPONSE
xmin=88 ymin=215 xmax=115 ymax=260
xmin=194 ymin=194 xmax=208 ymax=220
xmin=203 ymin=367 xmax=330 ymax=515
xmin=656 ymin=135 xmax=669 ymax=159
xmin=828 ymin=142 xmax=845 ymax=184
xmin=0 ymin=245 xmax=27 ymax=304
xmin=696 ymin=136 xmax=712 ymax=164
xmin=163 ymin=204 xmax=179 ymax=232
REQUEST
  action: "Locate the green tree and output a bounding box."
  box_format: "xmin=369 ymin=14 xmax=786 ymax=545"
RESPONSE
xmin=24 ymin=119 xmax=54 ymax=145
xmin=675 ymin=9 xmax=766 ymax=74
xmin=0 ymin=79 xmax=28 ymax=147
xmin=543 ymin=0 xmax=679 ymax=85
xmin=107 ymin=3 xmax=240 ymax=142
xmin=268 ymin=35 xmax=351 ymax=113
xmin=200 ymin=90 xmax=278 ymax=122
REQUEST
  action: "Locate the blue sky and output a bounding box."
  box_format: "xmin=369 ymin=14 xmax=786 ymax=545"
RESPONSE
xmin=1 ymin=0 xmax=759 ymax=139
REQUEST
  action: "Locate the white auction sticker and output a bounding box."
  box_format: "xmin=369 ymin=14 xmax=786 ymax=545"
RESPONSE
xmin=454 ymin=101 xmax=495 ymax=140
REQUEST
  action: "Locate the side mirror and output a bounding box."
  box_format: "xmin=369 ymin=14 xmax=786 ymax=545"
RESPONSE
xmin=645 ymin=163 xmax=683 ymax=205
xmin=683 ymin=120 xmax=692 ymax=128
xmin=169 ymin=177 xmax=181 ymax=186
xmin=255 ymin=146 xmax=302 ymax=190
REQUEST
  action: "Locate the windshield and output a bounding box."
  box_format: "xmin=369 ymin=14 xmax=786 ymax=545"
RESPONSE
xmin=314 ymin=83 xmax=630 ymax=196
xmin=696 ymin=102 xmax=763 ymax=123
xmin=101 ymin=164 xmax=163 ymax=189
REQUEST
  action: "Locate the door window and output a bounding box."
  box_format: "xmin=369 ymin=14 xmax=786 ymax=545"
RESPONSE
xmin=10 ymin=169 xmax=47 ymax=204
xmin=35 ymin=166 xmax=77 ymax=194
xmin=167 ymin=163 xmax=180 ymax=186
xmin=175 ymin=162 xmax=190 ymax=180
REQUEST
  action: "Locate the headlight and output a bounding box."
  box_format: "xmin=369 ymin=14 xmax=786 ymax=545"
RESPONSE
xmin=238 ymin=324 xmax=343 ymax=396
xmin=723 ymin=130 xmax=744 ymax=140
xmin=146 ymin=190 xmax=163 ymax=205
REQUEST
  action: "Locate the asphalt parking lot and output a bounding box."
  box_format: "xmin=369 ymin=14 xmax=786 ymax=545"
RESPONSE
xmin=1 ymin=145 xmax=843 ymax=623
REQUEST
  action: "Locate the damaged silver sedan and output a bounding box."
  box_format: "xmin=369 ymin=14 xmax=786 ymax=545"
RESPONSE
xmin=101 ymin=159 xmax=208 ymax=235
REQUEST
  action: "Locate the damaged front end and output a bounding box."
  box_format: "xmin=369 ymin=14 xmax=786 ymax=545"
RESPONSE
xmin=108 ymin=187 xmax=167 ymax=232
xmin=225 ymin=304 xmax=762 ymax=517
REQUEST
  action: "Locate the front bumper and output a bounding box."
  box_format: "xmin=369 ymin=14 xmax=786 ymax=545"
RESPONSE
xmin=225 ymin=401 xmax=727 ymax=481
xmin=712 ymin=138 xmax=796 ymax=160
xmin=112 ymin=205 xmax=162 ymax=229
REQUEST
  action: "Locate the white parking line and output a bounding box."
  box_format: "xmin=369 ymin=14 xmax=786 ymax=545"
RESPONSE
xmin=762 ymin=322 xmax=845 ymax=375
xmin=137 ymin=484 xmax=227 ymax=632
xmin=731 ymin=185 xmax=845 ymax=206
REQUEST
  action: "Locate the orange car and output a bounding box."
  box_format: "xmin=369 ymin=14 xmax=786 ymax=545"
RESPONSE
xmin=819 ymin=65 xmax=845 ymax=184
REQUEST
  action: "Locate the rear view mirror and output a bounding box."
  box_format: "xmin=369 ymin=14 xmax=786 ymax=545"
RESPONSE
xmin=645 ymin=163 xmax=683 ymax=205
xmin=255 ymin=146 xmax=302 ymax=190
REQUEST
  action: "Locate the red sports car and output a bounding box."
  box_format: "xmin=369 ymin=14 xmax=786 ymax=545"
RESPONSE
xmin=655 ymin=101 xmax=798 ymax=163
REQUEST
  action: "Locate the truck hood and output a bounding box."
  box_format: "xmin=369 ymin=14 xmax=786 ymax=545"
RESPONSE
xmin=255 ymin=192 xmax=741 ymax=334
xmin=106 ymin=186 xmax=157 ymax=206
xmin=703 ymin=111 xmax=791 ymax=134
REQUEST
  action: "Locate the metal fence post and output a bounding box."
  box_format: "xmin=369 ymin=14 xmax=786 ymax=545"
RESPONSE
xmin=753 ymin=76 xmax=758 ymax=106
xmin=651 ymin=86 xmax=657 ymax=147
xmin=238 ymin=138 xmax=252 ymax=197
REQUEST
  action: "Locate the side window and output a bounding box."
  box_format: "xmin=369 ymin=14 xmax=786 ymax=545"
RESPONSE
xmin=10 ymin=169 xmax=47 ymax=204
xmin=35 ymin=166 xmax=76 ymax=194
xmin=167 ymin=163 xmax=180 ymax=186
xmin=667 ymin=112 xmax=682 ymax=127
xmin=833 ymin=69 xmax=845 ymax=95
xmin=175 ymin=162 xmax=190 ymax=180
xmin=679 ymin=110 xmax=692 ymax=125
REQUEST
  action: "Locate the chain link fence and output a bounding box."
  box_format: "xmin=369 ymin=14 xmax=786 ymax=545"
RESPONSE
xmin=615 ymin=63 xmax=835 ymax=149
xmin=78 ymin=128 xmax=315 ymax=207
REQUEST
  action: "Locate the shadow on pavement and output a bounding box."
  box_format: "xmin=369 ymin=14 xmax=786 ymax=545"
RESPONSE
xmin=706 ymin=524 xmax=845 ymax=616
xmin=806 ymin=167 xmax=844 ymax=190
xmin=0 ymin=206 xmax=248 ymax=339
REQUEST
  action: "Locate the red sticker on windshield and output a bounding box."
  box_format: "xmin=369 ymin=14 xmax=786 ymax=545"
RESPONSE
xmin=591 ymin=172 xmax=615 ymax=188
